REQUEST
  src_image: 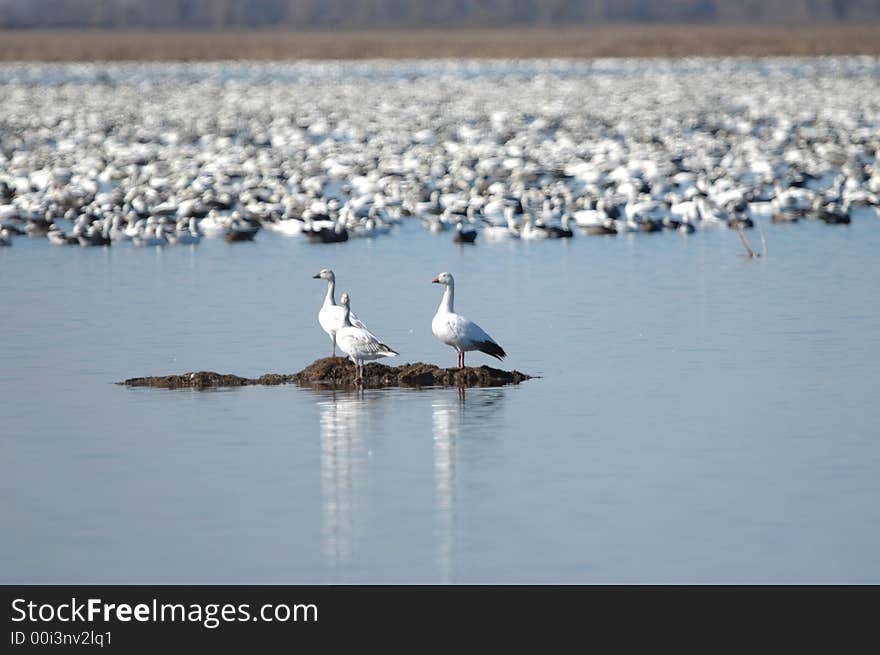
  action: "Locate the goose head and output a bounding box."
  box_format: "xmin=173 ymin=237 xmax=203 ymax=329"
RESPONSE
xmin=312 ymin=268 xmax=335 ymax=281
xmin=431 ymin=271 xmax=454 ymax=286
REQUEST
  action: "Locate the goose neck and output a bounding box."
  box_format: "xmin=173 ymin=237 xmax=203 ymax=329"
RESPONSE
xmin=324 ymin=278 xmax=336 ymax=307
xmin=439 ymin=283 xmax=454 ymax=314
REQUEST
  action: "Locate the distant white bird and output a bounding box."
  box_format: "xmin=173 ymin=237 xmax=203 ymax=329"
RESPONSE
xmin=133 ymin=223 xmax=167 ymax=247
xmin=108 ymin=215 xmax=130 ymax=241
xmin=168 ymin=217 xmax=201 ymax=245
xmin=573 ymin=208 xmax=606 ymax=228
xmin=519 ymin=213 xmax=550 ymax=240
xmin=482 ymin=206 xmax=520 ymax=240
xmin=265 ymin=217 xmax=304 ymax=236
xmin=313 ymin=268 xmax=367 ymax=357
xmin=198 ymin=210 xmax=228 ymax=238
xmin=336 ymin=293 xmax=398 ymax=383
xmin=123 ymin=217 xmax=144 ymax=239
xmin=431 ymin=271 xmax=506 ymax=369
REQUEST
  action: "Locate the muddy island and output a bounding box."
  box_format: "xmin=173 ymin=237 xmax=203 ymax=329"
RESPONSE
xmin=120 ymin=357 xmax=534 ymax=390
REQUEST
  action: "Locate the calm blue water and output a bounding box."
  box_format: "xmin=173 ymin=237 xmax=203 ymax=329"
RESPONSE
xmin=2 ymin=218 xmax=879 ymax=583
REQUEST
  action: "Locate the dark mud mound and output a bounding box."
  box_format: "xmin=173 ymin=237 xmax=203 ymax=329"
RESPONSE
xmin=120 ymin=357 xmax=533 ymax=390
xmin=294 ymin=357 xmax=532 ymax=388
xmin=121 ymin=371 xmax=263 ymax=390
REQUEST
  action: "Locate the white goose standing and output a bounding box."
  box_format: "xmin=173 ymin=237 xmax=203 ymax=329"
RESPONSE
xmin=313 ymin=268 xmax=367 ymax=356
xmin=431 ymin=272 xmax=506 ymax=369
xmin=336 ymin=293 xmax=398 ymax=383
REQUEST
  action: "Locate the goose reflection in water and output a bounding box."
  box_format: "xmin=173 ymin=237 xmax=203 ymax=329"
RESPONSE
xmin=431 ymin=386 xmax=508 ymax=582
xmin=315 ymin=385 xmax=508 ymax=581
xmin=316 ymin=389 xmax=384 ymax=574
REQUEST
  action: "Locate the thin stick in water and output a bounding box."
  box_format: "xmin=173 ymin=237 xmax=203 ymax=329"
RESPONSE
xmin=758 ymin=223 xmax=767 ymax=258
xmin=736 ymin=223 xmax=756 ymax=258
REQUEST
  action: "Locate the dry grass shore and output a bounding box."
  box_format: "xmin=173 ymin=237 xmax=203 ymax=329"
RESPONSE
xmin=1 ymin=25 xmax=880 ymax=61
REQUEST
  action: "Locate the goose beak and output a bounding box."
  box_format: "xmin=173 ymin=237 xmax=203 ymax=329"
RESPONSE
xmin=312 ymin=273 xmax=321 ymax=279
xmin=431 ymin=276 xmax=440 ymax=284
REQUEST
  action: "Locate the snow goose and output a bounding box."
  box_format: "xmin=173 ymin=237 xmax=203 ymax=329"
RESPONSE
xmin=77 ymin=221 xmax=111 ymax=247
xmin=47 ymin=224 xmax=78 ymax=245
xmin=336 ymin=293 xmax=398 ymax=383
xmin=169 ymin=217 xmax=201 ymax=245
xmin=431 ymin=272 xmax=506 ymax=369
xmin=521 ymin=211 xmax=573 ymax=239
xmin=266 ymin=216 xmax=305 ymax=236
xmin=313 ymin=268 xmax=367 ymax=357
xmin=198 ymin=210 xmax=228 ymax=238
xmin=108 ymin=215 xmax=130 ymax=241
xmin=573 ymin=207 xmax=606 ymax=229
xmin=545 ymin=212 xmax=573 ymax=238
xmin=0 ymin=222 xmax=25 ymax=236
xmin=133 ymin=223 xmax=168 ymax=247
xmin=817 ymin=201 xmax=851 ymax=225
xmin=773 ymin=182 xmax=813 ymax=215
xmin=224 ymin=215 xmax=259 ymax=242
xmin=24 ymin=211 xmax=53 ymax=237
xmin=582 ymin=219 xmax=619 ymax=236
xmin=482 ymin=208 xmax=519 ymax=240
xmin=123 ymin=216 xmax=145 ymax=240
xmin=423 ymin=213 xmax=448 ymax=233
xmin=304 ymin=217 xmax=348 ymax=243
xmin=453 ymin=221 xmax=477 ymax=244
xmin=695 ymin=195 xmax=729 ymax=225
xmin=481 ymin=198 xmax=507 ymax=224
xmin=519 ymin=213 xmax=550 ymax=240
xmin=577 ymin=199 xmax=617 ymax=235
xmin=416 ymin=190 xmax=443 ymax=217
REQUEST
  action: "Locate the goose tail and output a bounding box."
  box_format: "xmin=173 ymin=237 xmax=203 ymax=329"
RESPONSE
xmin=476 ymin=340 xmax=506 ymax=361
xmin=378 ymin=343 xmax=399 ymax=357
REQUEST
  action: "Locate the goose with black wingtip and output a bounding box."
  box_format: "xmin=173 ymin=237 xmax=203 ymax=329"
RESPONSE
xmin=431 ymin=271 xmax=506 ymax=370
xmin=336 ymin=293 xmax=398 ymax=383
xmin=313 ymin=268 xmax=368 ymax=357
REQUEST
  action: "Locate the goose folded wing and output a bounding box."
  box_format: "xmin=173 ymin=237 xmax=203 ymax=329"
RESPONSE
xmin=453 ymin=315 xmax=504 ymax=355
xmin=340 ymin=329 xmax=397 ymax=356
xmin=348 ymin=310 xmax=368 ymax=331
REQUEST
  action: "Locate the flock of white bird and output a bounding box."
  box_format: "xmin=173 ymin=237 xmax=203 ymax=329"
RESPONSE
xmin=314 ymin=268 xmax=504 ymax=382
xmin=1 ymin=58 xmax=878 ymax=251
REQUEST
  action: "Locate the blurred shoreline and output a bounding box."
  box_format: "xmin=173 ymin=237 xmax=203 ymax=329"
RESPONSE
xmin=2 ymin=25 xmax=880 ymax=61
